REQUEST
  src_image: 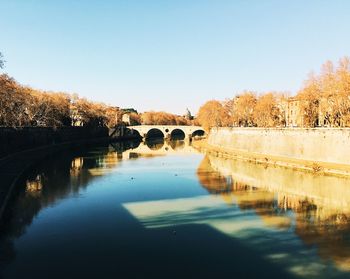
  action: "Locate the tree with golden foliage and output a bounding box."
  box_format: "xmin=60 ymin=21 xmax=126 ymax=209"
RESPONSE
xmin=232 ymin=91 xmax=257 ymax=127
xmin=0 ymin=74 xmax=44 ymax=126
xmin=141 ymin=111 xmax=190 ymax=126
xmin=197 ymin=100 xmax=230 ymax=131
xmin=129 ymin=112 xmax=141 ymax=125
xmin=196 ymin=56 xmax=350 ymax=129
xmin=71 ymin=96 xmax=108 ymax=127
xmin=334 ymin=57 xmax=350 ymax=126
xmin=297 ymin=74 xmax=321 ymax=127
xmin=0 ymin=73 xmax=122 ymax=128
xmin=23 ymin=89 xmax=72 ymax=127
xmin=325 ymin=57 xmax=350 ymax=126
xmin=104 ymin=106 xmax=120 ymax=127
xmin=222 ymin=98 xmax=234 ymax=120
xmin=297 ymin=57 xmax=350 ymax=127
xmin=0 ymin=74 xmax=22 ymax=126
xmin=253 ymin=93 xmax=282 ymax=127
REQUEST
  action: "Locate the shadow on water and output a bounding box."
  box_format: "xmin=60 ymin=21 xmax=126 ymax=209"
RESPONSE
xmin=0 ymin=202 xmax=298 ymax=279
xmin=2 ymin=140 xmax=350 ymax=278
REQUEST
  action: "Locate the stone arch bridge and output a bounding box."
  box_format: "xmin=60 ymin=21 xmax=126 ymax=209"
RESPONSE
xmin=128 ymin=125 xmax=205 ymax=140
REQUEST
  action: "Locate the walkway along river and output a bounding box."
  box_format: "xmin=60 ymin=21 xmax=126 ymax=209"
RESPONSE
xmin=1 ymin=139 xmax=350 ymax=278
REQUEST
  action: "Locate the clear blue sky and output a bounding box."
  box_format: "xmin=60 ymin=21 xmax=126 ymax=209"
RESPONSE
xmin=1 ymin=0 xmax=350 ymax=114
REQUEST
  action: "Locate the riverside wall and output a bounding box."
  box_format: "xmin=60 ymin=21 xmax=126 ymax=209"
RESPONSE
xmin=0 ymin=126 xmax=143 ymax=221
xmin=0 ymin=126 xmax=109 ymax=158
xmin=207 ymin=128 xmax=350 ymax=166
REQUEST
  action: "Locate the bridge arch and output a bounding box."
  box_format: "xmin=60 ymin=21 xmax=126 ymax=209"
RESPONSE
xmin=125 ymin=128 xmax=142 ymax=138
xmin=125 ymin=125 xmax=205 ymax=140
xmin=192 ymin=129 xmax=205 ymax=138
xmin=170 ymin=129 xmax=185 ymax=140
xmin=146 ymin=128 xmax=164 ymax=139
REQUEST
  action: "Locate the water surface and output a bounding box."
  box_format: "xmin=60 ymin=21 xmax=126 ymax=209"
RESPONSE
xmin=1 ymin=140 xmax=350 ymax=278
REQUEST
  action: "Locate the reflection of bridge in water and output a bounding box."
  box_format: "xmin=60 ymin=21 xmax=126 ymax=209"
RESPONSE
xmin=112 ymin=139 xmax=199 ymax=160
xmin=128 ymin=125 xmax=205 ymax=140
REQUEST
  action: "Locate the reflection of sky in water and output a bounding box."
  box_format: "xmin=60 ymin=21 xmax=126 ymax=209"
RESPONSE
xmin=122 ymin=195 xmax=338 ymax=278
xmin=2 ymin=141 xmax=350 ymax=279
xmin=124 ymin=195 xmax=270 ymax=232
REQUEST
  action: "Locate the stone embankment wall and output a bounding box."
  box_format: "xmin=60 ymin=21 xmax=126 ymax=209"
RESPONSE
xmin=208 ymin=128 xmax=350 ymax=166
xmin=0 ymin=127 xmax=109 ymax=158
xmin=0 ymin=126 xmax=143 ymax=221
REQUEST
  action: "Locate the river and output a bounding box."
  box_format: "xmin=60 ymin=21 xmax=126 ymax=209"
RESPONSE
xmin=1 ymin=139 xmax=350 ymax=279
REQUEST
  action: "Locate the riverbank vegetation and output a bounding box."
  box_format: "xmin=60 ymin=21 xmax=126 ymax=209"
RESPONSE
xmin=0 ymin=71 xmax=193 ymax=128
xmin=197 ymin=56 xmax=350 ymax=130
xmin=0 ymin=51 xmax=194 ymax=128
xmin=141 ymin=111 xmax=192 ymax=125
xmin=0 ymin=73 xmax=124 ymax=128
xmin=2 ymin=51 xmax=350 ymax=130
xmin=197 ymin=92 xmax=286 ymax=131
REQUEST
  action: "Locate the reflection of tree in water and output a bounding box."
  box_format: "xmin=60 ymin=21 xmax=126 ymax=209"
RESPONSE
xmin=168 ymin=140 xmax=185 ymax=150
xmin=196 ymin=155 xmax=232 ymax=194
xmin=198 ymin=153 xmax=350 ymax=271
xmin=146 ymin=139 xmax=164 ymax=150
xmin=294 ymin=208 xmax=350 ymax=271
xmin=197 ymin=155 xmax=288 ymax=226
xmin=0 ymin=142 xmax=138 ymax=267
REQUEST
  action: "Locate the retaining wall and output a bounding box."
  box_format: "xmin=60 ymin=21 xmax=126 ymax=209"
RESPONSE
xmin=0 ymin=127 xmax=109 ymax=158
xmin=208 ymin=128 xmax=350 ymax=165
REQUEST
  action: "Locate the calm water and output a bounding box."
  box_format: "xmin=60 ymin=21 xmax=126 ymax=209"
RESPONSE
xmin=1 ymin=139 xmax=350 ymax=278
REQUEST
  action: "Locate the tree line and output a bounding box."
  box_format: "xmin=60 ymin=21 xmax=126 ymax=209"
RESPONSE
xmin=298 ymin=57 xmax=350 ymax=127
xmin=0 ymin=72 xmax=193 ymax=128
xmin=0 ymin=52 xmax=132 ymax=128
xmin=197 ymin=56 xmax=350 ymax=130
xmin=141 ymin=111 xmax=192 ymax=125
xmin=197 ymin=92 xmax=286 ymax=131
xmin=3 ymin=50 xmax=349 ymax=130
xmin=0 ymin=73 xmax=124 ymax=128
xmin=0 ymin=54 xmax=193 ymax=128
